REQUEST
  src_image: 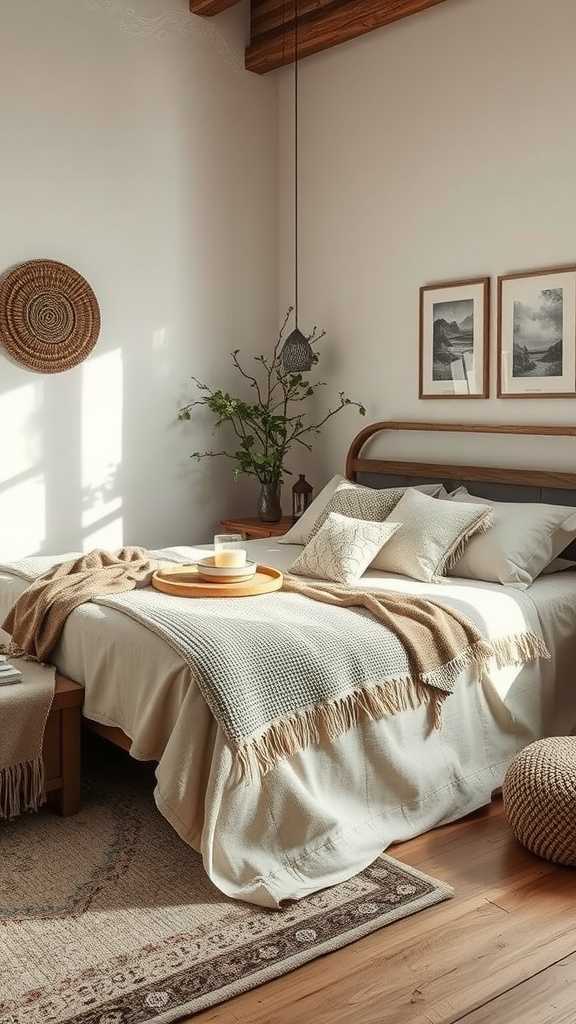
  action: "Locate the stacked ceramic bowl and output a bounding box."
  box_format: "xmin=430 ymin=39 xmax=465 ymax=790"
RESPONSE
xmin=196 ymin=557 xmax=257 ymax=584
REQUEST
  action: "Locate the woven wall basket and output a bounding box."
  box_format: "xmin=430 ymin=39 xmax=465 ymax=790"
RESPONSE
xmin=0 ymin=259 xmax=101 ymax=373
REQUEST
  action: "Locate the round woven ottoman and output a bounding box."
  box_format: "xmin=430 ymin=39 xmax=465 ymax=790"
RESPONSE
xmin=503 ymin=738 xmax=576 ymax=866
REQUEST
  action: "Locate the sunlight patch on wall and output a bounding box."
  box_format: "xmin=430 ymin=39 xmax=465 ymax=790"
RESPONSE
xmin=0 ymin=475 xmax=46 ymax=559
xmin=0 ymin=381 xmax=43 ymax=485
xmin=81 ymin=349 xmax=124 ymax=551
xmin=0 ymin=381 xmax=45 ymax=558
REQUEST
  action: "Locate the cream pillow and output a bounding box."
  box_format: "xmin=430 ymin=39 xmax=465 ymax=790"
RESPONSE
xmin=280 ymin=476 xmax=445 ymax=545
xmin=375 ymin=488 xmax=492 ymax=582
xmin=290 ymin=512 xmax=401 ymax=585
xmin=446 ymin=489 xmax=576 ymax=588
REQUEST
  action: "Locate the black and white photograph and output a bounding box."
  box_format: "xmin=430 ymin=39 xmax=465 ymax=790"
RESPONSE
xmin=420 ymin=278 xmax=489 ymax=399
xmin=498 ymin=267 xmax=576 ymax=397
xmin=432 ymin=298 xmax=474 ymax=382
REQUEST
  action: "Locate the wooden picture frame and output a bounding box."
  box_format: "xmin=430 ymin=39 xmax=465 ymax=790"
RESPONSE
xmin=498 ymin=264 xmax=576 ymax=398
xmin=419 ymin=277 xmax=490 ymax=400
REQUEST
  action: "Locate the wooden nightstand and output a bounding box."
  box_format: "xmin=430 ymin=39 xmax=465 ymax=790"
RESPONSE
xmin=219 ymin=516 xmax=294 ymax=539
xmin=43 ymin=675 xmax=84 ymax=816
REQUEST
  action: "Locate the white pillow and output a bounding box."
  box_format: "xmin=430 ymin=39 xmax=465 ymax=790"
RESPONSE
xmin=290 ymin=512 xmax=401 ymax=585
xmin=446 ymin=489 xmax=576 ymax=588
xmin=375 ymin=488 xmax=492 ymax=582
xmin=279 ymin=475 xmax=445 ymax=546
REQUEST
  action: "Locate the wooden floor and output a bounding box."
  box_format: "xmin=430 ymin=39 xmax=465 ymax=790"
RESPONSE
xmin=193 ymin=800 xmax=575 ymax=1024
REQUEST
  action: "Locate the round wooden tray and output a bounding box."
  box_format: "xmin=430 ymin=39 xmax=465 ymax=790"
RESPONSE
xmin=151 ymin=563 xmax=283 ymax=598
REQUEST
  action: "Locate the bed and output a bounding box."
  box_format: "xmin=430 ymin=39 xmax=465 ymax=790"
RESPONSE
xmin=2 ymin=421 xmax=576 ymax=908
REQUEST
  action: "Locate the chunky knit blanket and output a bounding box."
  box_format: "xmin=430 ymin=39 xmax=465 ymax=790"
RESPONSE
xmin=2 ymin=548 xmax=159 ymax=662
xmin=0 ymin=550 xmax=550 ymax=780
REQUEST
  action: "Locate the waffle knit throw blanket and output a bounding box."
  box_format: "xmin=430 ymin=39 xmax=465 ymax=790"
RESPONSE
xmin=1 ymin=549 xmax=550 ymax=780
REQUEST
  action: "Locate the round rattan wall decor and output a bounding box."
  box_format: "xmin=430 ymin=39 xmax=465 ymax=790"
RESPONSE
xmin=0 ymin=259 xmax=101 ymax=373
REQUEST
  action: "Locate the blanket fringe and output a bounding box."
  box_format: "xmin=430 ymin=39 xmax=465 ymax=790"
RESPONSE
xmin=236 ymin=676 xmax=443 ymax=783
xmin=421 ymin=632 xmax=550 ymax=690
xmin=0 ymin=757 xmax=46 ymax=820
xmin=236 ymin=630 xmax=550 ymax=782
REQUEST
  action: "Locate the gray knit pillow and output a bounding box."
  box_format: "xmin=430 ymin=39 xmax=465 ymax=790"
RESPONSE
xmin=290 ymin=512 xmax=401 ymax=585
xmin=310 ymin=482 xmax=445 ymax=540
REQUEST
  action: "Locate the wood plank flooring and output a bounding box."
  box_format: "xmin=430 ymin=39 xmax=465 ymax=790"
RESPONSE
xmin=192 ymin=801 xmax=575 ymax=1024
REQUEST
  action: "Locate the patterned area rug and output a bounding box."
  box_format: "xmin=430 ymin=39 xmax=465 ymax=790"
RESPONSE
xmin=0 ymin=758 xmax=453 ymax=1024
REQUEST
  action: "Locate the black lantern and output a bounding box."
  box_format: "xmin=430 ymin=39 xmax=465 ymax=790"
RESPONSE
xmin=292 ymin=474 xmax=313 ymax=520
xmin=281 ymin=328 xmax=314 ymax=373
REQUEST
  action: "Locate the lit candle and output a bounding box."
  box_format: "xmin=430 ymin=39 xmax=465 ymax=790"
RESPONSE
xmin=214 ymin=548 xmax=247 ymax=568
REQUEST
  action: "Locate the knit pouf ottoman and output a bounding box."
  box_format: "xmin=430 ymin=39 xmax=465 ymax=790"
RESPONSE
xmin=503 ymin=737 xmax=576 ymax=866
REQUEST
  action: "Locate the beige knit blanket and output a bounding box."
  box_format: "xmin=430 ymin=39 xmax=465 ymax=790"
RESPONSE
xmin=2 ymin=547 xmax=158 ymax=662
xmin=0 ymin=655 xmax=55 ymax=819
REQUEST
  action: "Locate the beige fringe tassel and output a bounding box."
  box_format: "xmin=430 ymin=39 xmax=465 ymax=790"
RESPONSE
xmin=421 ymin=632 xmax=550 ymax=690
xmin=236 ymin=630 xmax=549 ymax=782
xmin=0 ymin=757 xmax=46 ymax=820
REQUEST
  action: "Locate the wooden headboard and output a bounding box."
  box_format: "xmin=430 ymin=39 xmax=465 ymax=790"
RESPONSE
xmin=345 ymin=421 xmax=576 ymax=498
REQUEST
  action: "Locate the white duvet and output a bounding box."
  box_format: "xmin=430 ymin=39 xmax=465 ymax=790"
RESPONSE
xmin=1 ymin=540 xmax=575 ymax=908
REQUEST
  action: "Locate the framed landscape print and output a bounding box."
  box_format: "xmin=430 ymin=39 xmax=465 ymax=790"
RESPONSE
xmin=498 ymin=266 xmax=576 ymax=398
xmin=419 ymin=277 xmax=490 ymax=399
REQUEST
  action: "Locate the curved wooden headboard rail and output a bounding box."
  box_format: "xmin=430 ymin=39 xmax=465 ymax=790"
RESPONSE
xmin=345 ymin=421 xmax=576 ymax=491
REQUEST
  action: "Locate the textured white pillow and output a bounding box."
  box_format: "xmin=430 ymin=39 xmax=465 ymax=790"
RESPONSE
xmin=290 ymin=512 xmax=401 ymax=585
xmin=279 ymin=475 xmax=347 ymax=545
xmin=446 ymin=489 xmax=576 ymax=588
xmin=375 ymin=488 xmax=492 ymax=582
xmin=279 ymin=476 xmax=445 ymax=546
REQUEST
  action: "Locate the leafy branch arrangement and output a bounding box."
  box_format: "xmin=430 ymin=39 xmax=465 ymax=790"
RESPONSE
xmin=178 ymin=309 xmax=366 ymax=489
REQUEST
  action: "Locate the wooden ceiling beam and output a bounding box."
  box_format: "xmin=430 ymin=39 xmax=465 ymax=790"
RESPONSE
xmin=245 ymin=0 xmax=451 ymax=73
xmin=189 ymin=0 xmax=241 ymax=16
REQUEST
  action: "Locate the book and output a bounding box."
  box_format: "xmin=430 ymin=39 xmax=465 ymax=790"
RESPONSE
xmin=0 ymin=669 xmax=22 ymax=685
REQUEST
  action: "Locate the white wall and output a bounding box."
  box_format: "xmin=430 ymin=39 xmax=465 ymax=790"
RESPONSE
xmin=277 ymin=0 xmax=576 ymax=484
xmin=0 ymin=0 xmax=277 ymax=558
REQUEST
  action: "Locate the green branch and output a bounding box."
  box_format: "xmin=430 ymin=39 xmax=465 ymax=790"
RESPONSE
xmin=179 ymin=314 xmax=366 ymax=487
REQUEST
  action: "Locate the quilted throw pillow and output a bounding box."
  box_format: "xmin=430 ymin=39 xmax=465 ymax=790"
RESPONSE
xmin=374 ymin=488 xmax=493 ymax=582
xmin=290 ymin=512 xmax=401 ymax=585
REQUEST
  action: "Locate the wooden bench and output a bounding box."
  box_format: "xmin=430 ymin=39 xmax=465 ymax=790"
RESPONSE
xmin=43 ymin=675 xmax=84 ymax=816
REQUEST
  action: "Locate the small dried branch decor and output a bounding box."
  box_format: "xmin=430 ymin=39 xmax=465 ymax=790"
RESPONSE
xmin=179 ymin=310 xmax=366 ymax=520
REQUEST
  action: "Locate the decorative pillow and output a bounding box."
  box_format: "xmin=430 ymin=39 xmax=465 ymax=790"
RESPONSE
xmin=280 ymin=476 xmax=445 ymax=546
xmin=289 ymin=512 xmax=401 ymax=585
xmin=446 ymin=488 xmax=576 ymax=588
xmin=308 ymin=481 xmax=445 ymax=541
xmin=374 ymin=488 xmax=493 ymax=582
xmin=279 ymin=474 xmax=347 ymax=545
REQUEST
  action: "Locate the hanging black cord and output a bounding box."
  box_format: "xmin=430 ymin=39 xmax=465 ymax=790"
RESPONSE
xmin=294 ymin=0 xmax=299 ymax=329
